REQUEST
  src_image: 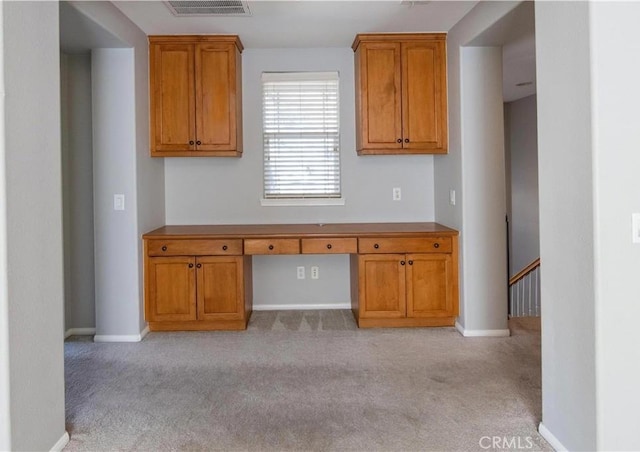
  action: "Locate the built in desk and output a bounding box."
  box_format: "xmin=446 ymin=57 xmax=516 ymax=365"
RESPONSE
xmin=143 ymin=222 xmax=459 ymax=331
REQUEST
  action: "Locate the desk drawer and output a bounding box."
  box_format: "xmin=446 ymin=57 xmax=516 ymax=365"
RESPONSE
xmin=244 ymin=239 xmax=300 ymax=255
xmin=147 ymin=239 xmax=242 ymax=256
xmin=358 ymin=237 xmax=452 ymax=254
xmin=301 ymin=238 xmax=357 ymax=254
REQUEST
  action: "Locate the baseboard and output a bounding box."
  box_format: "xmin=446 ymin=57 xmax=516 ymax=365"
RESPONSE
xmin=50 ymin=431 xmax=69 ymax=452
xmin=253 ymin=303 xmax=351 ymax=311
xmin=64 ymin=327 xmax=96 ymax=339
xmin=538 ymin=422 xmax=567 ymax=451
xmin=94 ymin=326 xmax=150 ymax=343
xmin=455 ymin=321 xmax=511 ymax=337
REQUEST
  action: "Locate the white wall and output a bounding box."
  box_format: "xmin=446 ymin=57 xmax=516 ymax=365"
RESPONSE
xmin=435 ymin=1 xmax=519 ymax=334
xmin=1 ymin=2 xmax=66 ymax=449
xmin=61 ymin=52 xmax=95 ymax=331
xmin=504 ymin=94 xmax=539 ymax=276
xmin=92 ymin=48 xmax=142 ymax=337
xmin=535 ymin=2 xmax=597 ymax=450
xmin=0 ymin=2 xmax=11 ymax=448
xmin=69 ymin=2 xmax=164 ymax=337
xmin=459 ymin=46 xmax=508 ymax=333
xmin=590 ymin=3 xmax=640 ymax=450
xmin=165 ymin=48 xmax=436 ymax=308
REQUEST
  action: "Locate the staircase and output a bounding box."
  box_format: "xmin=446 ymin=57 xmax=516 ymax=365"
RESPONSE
xmin=509 ymin=258 xmax=540 ymax=317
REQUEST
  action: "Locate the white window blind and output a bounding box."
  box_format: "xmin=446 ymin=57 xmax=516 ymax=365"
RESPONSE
xmin=262 ymin=71 xmax=340 ymax=199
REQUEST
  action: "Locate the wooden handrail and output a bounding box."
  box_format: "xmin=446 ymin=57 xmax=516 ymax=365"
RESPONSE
xmin=509 ymin=258 xmax=541 ymax=286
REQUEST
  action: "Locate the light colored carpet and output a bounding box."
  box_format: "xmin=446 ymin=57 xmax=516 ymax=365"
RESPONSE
xmin=64 ymin=311 xmax=550 ymax=451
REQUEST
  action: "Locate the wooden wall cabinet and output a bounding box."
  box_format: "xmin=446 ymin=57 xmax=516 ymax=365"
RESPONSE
xmin=149 ymin=35 xmax=243 ymax=157
xmin=351 ymin=236 xmax=458 ymax=328
xmin=353 ymin=33 xmax=447 ymax=155
xmin=145 ymin=241 xmax=252 ymax=331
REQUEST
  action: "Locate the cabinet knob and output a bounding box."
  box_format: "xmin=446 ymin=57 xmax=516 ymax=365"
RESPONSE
xmin=222 ymin=245 xmax=228 ymax=251
xmin=161 ymin=246 xmax=167 ymax=251
xmin=196 ymin=140 xmax=202 ymax=145
xmin=189 ymin=140 xmax=194 ymax=145
xmin=405 ymin=138 xmax=409 ymax=143
xmin=374 ymin=243 xmax=379 ymax=249
xmin=188 ymin=263 xmax=194 ymax=268
xmin=397 ymin=138 xmax=402 ymax=143
xmin=434 ymin=243 xmax=440 ymax=249
xmin=400 ymin=260 xmax=406 ymax=266
xmin=327 ymin=244 xmax=332 ymax=249
xmin=269 ymin=245 xmax=274 ymax=250
xmin=196 ymin=263 xmax=202 ymax=268
xmin=408 ymin=260 xmax=413 ymax=265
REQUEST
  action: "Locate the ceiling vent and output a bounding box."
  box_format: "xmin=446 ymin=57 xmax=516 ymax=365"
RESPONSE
xmin=165 ymin=1 xmax=252 ymax=17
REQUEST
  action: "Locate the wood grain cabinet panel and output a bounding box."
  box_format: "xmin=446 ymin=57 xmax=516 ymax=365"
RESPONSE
xmin=358 ymin=237 xmax=451 ymax=254
xmin=301 ymin=238 xmax=357 ymax=254
xmin=147 ymin=256 xmax=197 ymax=322
xmin=196 ymin=257 xmax=245 ymax=321
xmin=406 ymin=254 xmax=455 ymax=318
xmin=150 ymin=35 xmax=243 ymax=157
xmin=244 ymin=239 xmax=300 ymax=255
xmin=358 ymin=254 xmax=406 ymax=318
xmin=353 ymin=34 xmax=447 ymax=155
xmin=148 ymin=239 xmax=242 ymax=256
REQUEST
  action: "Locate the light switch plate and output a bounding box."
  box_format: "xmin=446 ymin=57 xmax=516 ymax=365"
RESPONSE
xmin=449 ymin=189 xmax=456 ymax=206
xmin=114 ymin=194 xmax=125 ymax=211
xmin=633 ymin=213 xmax=640 ymax=243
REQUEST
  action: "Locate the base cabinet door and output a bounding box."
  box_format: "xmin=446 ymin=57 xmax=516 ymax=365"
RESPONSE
xmin=358 ymin=254 xmax=406 ymax=318
xmin=147 ymin=256 xmax=197 ymax=322
xmin=196 ymin=256 xmax=244 ymax=321
xmin=406 ymin=254 xmax=454 ymax=318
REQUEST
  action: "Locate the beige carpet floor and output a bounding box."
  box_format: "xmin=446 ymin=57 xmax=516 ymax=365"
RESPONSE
xmin=64 ymin=311 xmax=550 ymax=451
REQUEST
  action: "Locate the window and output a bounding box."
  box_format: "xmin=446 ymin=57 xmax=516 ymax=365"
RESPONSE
xmin=261 ymin=72 xmax=342 ymax=205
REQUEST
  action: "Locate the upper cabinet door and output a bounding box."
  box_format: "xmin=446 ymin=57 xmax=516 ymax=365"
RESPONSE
xmin=356 ymin=42 xmax=403 ymax=152
xmin=402 ymin=41 xmax=447 ymax=153
xmin=195 ymin=43 xmax=237 ymax=152
xmin=353 ymin=34 xmax=448 ymax=155
xmin=151 ymin=44 xmax=196 ymax=153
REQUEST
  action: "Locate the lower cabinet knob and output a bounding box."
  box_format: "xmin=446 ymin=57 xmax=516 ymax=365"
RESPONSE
xmin=269 ymin=245 xmax=274 ymax=250
xmin=397 ymin=138 xmax=402 ymax=143
xmin=162 ymin=246 xmax=167 ymax=251
xmin=327 ymin=244 xmax=332 ymax=249
xmin=188 ymin=263 xmax=194 ymax=268
xmin=196 ymin=140 xmax=202 ymax=145
xmin=189 ymin=140 xmax=194 ymax=145
xmin=408 ymin=260 xmax=413 ymax=265
xmin=434 ymin=243 xmax=440 ymax=248
xmin=374 ymin=244 xmax=380 ymax=249
xmin=196 ymin=263 xmax=202 ymax=268
xmin=405 ymin=138 xmax=409 ymax=143
xmin=400 ymin=261 xmax=406 ymax=266
xmin=222 ymin=245 xmax=228 ymax=251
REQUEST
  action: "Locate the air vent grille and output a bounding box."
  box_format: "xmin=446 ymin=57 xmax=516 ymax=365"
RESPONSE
xmin=165 ymin=1 xmax=251 ymax=16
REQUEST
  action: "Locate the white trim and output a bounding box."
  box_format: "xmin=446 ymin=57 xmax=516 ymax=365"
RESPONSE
xmin=538 ymin=422 xmax=567 ymax=451
xmin=253 ymin=303 xmax=351 ymax=311
xmin=260 ymin=197 xmax=345 ymax=207
xmin=93 ymin=326 xmax=150 ymax=343
xmin=50 ymin=431 xmax=69 ymax=452
xmin=64 ymin=327 xmax=96 ymax=339
xmin=262 ymin=71 xmax=339 ymax=82
xmin=455 ymin=321 xmax=511 ymax=337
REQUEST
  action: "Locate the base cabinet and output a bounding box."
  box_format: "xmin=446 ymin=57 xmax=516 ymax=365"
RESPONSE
xmin=352 ymin=251 xmax=458 ymax=328
xmin=146 ymin=254 xmax=252 ymax=331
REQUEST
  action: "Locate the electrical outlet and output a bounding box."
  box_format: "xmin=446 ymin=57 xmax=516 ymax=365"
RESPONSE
xmin=311 ymin=266 xmax=319 ymax=279
xmin=297 ymin=266 xmax=305 ymax=279
xmin=114 ymin=194 xmax=125 ymax=211
xmin=393 ymin=187 xmax=401 ymax=201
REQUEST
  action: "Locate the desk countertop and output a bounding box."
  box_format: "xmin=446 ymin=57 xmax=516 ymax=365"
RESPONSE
xmin=143 ymin=222 xmax=458 ymax=239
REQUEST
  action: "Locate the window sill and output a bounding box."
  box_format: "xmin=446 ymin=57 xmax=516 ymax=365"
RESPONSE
xmin=260 ymin=198 xmax=346 ymax=207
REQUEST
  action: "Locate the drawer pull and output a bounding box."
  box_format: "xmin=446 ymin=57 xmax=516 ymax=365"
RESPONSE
xmin=374 ymin=243 xmax=379 ymax=249
xmin=327 ymin=244 xmax=332 ymax=249
xmin=222 ymin=245 xmax=228 ymax=251
xmin=408 ymin=260 xmax=413 ymax=265
xmin=269 ymin=245 xmax=274 ymax=250
xmin=162 ymin=246 xmax=167 ymax=252
xmin=400 ymin=260 xmax=406 ymax=266
xmin=434 ymin=243 xmax=440 ymax=249
xmin=188 ymin=263 xmax=194 ymax=268
xmin=196 ymin=263 xmax=202 ymax=268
